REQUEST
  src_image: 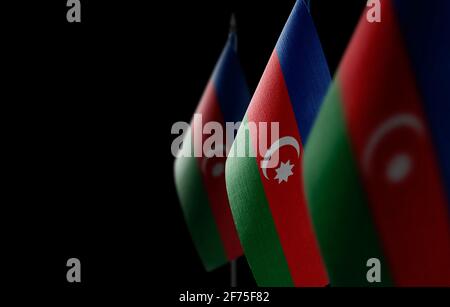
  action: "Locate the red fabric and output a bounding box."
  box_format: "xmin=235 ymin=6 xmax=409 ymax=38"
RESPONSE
xmin=248 ymin=52 xmax=328 ymax=286
xmin=340 ymin=0 xmax=450 ymax=286
xmin=193 ymin=82 xmax=243 ymax=261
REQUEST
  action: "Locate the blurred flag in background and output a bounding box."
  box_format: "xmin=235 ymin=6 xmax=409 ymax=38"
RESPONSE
xmin=174 ymin=20 xmax=250 ymax=271
xmin=304 ymin=0 xmax=450 ymax=286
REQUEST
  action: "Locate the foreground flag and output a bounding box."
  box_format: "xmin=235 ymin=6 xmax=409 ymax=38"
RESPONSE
xmin=225 ymin=0 xmax=330 ymax=286
xmin=304 ymin=0 xmax=450 ymax=286
xmin=174 ymin=20 xmax=250 ymax=271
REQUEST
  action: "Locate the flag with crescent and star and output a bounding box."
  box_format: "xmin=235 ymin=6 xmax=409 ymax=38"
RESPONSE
xmin=174 ymin=18 xmax=250 ymax=271
xmin=225 ymin=0 xmax=331 ymax=287
xmin=304 ymin=0 xmax=450 ymax=286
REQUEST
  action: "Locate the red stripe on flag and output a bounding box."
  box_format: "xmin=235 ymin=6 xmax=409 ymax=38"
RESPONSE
xmin=248 ymin=52 xmax=328 ymax=286
xmin=193 ymin=82 xmax=243 ymax=261
xmin=340 ymin=1 xmax=450 ymax=285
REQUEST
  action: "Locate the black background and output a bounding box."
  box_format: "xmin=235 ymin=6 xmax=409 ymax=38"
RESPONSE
xmin=3 ymin=0 xmax=405 ymax=300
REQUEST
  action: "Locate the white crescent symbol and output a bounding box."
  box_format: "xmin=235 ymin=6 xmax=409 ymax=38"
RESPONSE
xmin=201 ymin=144 xmax=226 ymax=177
xmin=260 ymin=136 xmax=301 ymax=179
xmin=362 ymin=113 xmax=425 ymax=183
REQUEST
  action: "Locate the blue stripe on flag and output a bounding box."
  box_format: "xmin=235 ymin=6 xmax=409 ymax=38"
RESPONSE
xmin=275 ymin=0 xmax=330 ymax=144
xmin=211 ymin=32 xmax=251 ymax=123
xmin=393 ymin=0 xmax=450 ymax=201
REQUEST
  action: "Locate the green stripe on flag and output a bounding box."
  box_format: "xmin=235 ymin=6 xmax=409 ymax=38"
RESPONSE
xmin=226 ymin=117 xmax=293 ymax=286
xmin=174 ymin=132 xmax=227 ymax=271
xmin=303 ymin=82 xmax=393 ymax=286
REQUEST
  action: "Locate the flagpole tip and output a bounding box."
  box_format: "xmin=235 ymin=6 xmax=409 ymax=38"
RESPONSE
xmin=229 ymin=13 xmax=237 ymax=33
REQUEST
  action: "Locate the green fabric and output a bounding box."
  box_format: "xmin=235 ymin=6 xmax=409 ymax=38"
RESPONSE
xmin=303 ymin=82 xmax=393 ymax=286
xmin=174 ymin=131 xmax=227 ymax=271
xmin=226 ymin=117 xmax=294 ymax=286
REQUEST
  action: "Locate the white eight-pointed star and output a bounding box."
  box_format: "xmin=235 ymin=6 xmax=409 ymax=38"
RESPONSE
xmin=274 ymin=160 xmax=294 ymax=183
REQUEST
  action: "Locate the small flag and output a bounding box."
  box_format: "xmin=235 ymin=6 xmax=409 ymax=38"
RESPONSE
xmin=303 ymin=0 xmax=450 ymax=286
xmin=174 ymin=23 xmax=250 ymax=271
xmin=225 ymin=0 xmax=330 ymax=286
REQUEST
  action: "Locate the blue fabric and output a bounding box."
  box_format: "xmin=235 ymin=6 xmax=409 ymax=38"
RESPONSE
xmin=275 ymin=0 xmax=331 ymax=144
xmin=211 ymin=32 xmax=251 ymax=123
xmin=393 ymin=0 xmax=450 ymax=200
xmin=304 ymin=0 xmax=311 ymax=12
